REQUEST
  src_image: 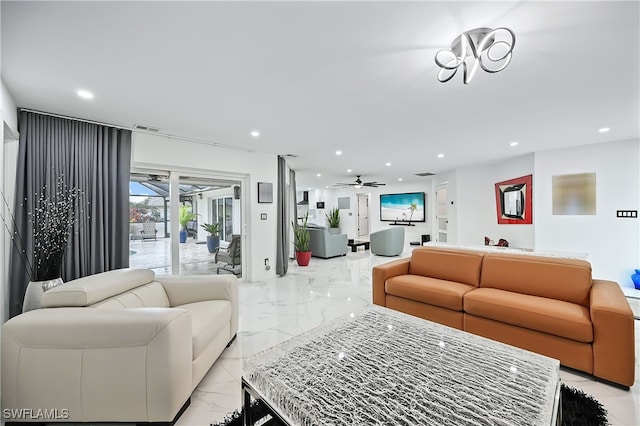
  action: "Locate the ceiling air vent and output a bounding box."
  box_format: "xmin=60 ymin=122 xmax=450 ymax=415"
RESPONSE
xmin=415 ymin=172 xmax=435 ymax=177
xmin=133 ymin=124 xmax=160 ymax=132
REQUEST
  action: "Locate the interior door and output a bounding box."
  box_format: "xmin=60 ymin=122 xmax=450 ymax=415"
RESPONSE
xmin=357 ymin=194 xmax=369 ymax=237
xmin=436 ymin=183 xmax=448 ymax=242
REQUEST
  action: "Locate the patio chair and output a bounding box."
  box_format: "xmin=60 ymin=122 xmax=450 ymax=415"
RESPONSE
xmin=186 ymin=220 xmax=198 ymax=239
xmin=140 ymin=221 xmax=158 ymax=241
xmin=214 ymin=234 xmax=241 ymax=275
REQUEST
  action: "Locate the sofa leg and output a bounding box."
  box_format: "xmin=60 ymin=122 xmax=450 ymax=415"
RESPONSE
xmin=226 ymin=333 xmax=237 ymax=347
xmin=595 ymin=377 xmax=631 ymax=391
xmin=135 ymin=397 xmax=191 ymax=426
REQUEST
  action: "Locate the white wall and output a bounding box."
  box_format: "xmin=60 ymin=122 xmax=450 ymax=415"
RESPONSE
xmin=456 ymin=154 xmax=535 ymax=248
xmin=1 ymin=79 xmax=18 ymax=409
xmin=2 ymin=80 xmax=18 ymax=326
xmin=534 ymin=139 xmax=640 ymax=288
xmin=132 ymin=133 xmax=278 ymax=282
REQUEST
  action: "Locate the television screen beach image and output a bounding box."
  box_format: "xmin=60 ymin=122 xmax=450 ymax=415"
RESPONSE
xmin=380 ymin=192 xmax=425 ymax=222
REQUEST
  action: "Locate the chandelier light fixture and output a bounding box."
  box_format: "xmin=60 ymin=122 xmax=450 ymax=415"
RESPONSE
xmin=435 ymin=27 xmax=515 ymax=84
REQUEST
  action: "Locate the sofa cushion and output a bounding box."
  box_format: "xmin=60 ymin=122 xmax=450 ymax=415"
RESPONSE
xmin=408 ymin=247 xmax=484 ymax=287
xmin=480 ymin=253 xmax=592 ymax=306
xmin=178 ymin=300 xmax=232 ymax=360
xmin=41 ymin=269 xmax=156 ymax=308
xmin=386 ymin=275 xmax=475 ymax=311
xmin=464 ymin=288 xmax=593 ymax=342
xmin=91 ymin=282 xmax=170 ymax=309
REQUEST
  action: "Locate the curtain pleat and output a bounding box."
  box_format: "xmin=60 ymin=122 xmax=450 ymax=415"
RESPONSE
xmin=8 ymin=111 xmax=132 ymax=318
xmin=289 ymin=168 xmax=297 ymax=258
xmin=276 ymin=156 xmax=289 ymax=276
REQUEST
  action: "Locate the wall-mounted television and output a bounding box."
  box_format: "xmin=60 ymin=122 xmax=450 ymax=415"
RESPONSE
xmin=380 ymin=192 xmax=426 ymax=223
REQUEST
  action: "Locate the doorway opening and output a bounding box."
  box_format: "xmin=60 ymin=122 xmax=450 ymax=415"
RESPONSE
xmin=436 ymin=183 xmax=449 ymax=242
xmin=357 ymin=194 xmax=369 ymax=237
xmin=128 ymin=172 xmax=244 ymax=277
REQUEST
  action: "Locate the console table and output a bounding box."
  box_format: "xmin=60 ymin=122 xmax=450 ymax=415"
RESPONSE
xmin=243 ymin=306 xmax=561 ymax=425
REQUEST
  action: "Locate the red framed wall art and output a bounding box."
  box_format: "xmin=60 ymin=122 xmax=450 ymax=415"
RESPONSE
xmin=494 ymin=174 xmax=532 ymax=224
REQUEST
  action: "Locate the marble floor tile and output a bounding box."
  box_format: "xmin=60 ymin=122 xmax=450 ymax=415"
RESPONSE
xmin=175 ymin=247 xmax=640 ymax=426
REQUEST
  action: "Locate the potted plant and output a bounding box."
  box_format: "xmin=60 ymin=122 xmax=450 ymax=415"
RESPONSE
xmin=1 ymin=177 xmax=86 ymax=312
xmin=201 ymin=222 xmax=221 ymax=253
xmin=326 ymin=207 xmax=340 ymax=235
xmin=292 ymin=213 xmax=311 ymax=266
xmin=179 ymin=205 xmax=197 ymax=243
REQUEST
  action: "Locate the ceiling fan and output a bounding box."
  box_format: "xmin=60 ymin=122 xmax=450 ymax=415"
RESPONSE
xmin=334 ymin=175 xmax=386 ymax=189
xmin=147 ymin=174 xmax=169 ymax=182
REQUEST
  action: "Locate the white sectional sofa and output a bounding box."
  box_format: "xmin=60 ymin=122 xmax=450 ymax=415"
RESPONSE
xmin=2 ymin=268 xmax=238 ymax=424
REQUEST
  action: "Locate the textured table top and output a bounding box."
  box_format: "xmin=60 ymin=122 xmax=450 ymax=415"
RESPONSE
xmin=244 ymin=306 xmax=560 ymax=426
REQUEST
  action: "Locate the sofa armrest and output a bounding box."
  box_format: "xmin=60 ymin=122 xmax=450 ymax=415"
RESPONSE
xmin=590 ymin=280 xmax=635 ymax=387
xmin=328 ymin=233 xmax=348 ymax=256
xmin=2 ymin=308 xmax=192 ymax=422
xmin=156 ymin=274 xmax=239 ymax=336
xmin=372 ymin=258 xmax=410 ymax=306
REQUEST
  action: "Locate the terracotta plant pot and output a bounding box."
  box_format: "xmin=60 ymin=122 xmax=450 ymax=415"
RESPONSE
xmin=295 ymin=251 xmax=312 ymax=266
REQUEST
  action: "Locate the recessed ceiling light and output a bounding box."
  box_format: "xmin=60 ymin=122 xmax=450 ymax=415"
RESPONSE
xmin=251 ymin=130 xmax=260 ymax=137
xmin=598 ymin=127 xmax=610 ymax=133
xmin=316 ymin=173 xmax=321 ymax=177
xmin=437 ymin=154 xmax=445 ymax=159
xmin=336 ymin=150 xmax=342 ymax=156
xmin=385 ymin=162 xmax=391 ymax=167
xmin=77 ymin=90 xmax=94 ymax=99
xmin=347 ymin=169 xmax=352 ymax=173
xmin=510 ymin=141 xmax=519 ymax=147
xmin=398 ymin=178 xmax=403 ymax=181
xmin=325 ymin=186 xmax=329 ymax=189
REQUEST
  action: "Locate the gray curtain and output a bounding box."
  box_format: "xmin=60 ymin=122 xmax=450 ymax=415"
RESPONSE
xmin=276 ymin=156 xmax=289 ymax=276
xmin=8 ymin=111 xmax=132 ymax=317
xmin=289 ymin=168 xmax=297 ymax=258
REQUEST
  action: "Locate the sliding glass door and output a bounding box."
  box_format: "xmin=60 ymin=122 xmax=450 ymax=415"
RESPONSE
xmin=128 ymin=173 xmax=172 ymax=273
xmin=212 ymin=196 xmax=236 ymax=242
xmin=129 ymin=171 xmax=244 ymax=277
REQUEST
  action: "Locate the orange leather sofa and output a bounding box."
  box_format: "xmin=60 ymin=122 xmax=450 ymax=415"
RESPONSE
xmin=372 ymin=246 xmax=636 ymax=387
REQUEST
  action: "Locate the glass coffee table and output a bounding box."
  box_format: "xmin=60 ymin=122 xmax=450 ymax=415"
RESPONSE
xmin=243 ymin=306 xmax=561 ymax=425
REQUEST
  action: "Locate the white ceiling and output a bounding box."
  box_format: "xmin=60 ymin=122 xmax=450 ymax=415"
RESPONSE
xmin=2 ymin=1 xmax=638 ymax=189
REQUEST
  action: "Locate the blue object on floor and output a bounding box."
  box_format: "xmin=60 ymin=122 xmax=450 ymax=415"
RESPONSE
xmin=631 ymin=269 xmax=640 ymax=290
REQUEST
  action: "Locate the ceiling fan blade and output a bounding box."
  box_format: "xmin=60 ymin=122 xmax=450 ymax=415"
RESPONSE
xmin=334 ymin=176 xmax=386 ymax=187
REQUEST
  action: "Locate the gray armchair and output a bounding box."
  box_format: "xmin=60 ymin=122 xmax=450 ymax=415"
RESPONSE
xmin=214 ymin=235 xmax=241 ymax=275
xmin=370 ymin=227 xmax=405 ymax=256
xmin=307 ymin=225 xmax=348 ymax=258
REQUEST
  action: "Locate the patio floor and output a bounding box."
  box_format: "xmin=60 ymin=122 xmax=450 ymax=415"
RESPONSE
xmin=129 ymin=237 xmax=240 ymax=277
